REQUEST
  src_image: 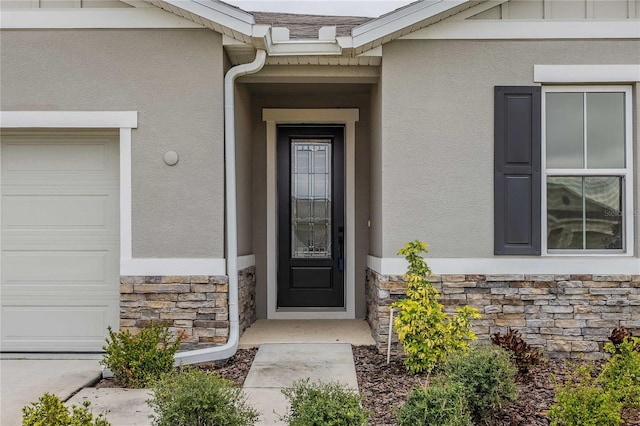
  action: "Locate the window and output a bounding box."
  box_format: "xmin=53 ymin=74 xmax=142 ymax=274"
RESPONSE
xmin=543 ymin=87 xmax=632 ymax=254
xmin=494 ymin=85 xmax=633 ymax=256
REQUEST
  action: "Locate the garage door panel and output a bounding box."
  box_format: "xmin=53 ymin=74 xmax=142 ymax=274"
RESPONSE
xmin=2 ymin=249 xmax=115 ymax=287
xmin=1 ymin=304 xmax=118 ymax=352
xmin=1 ymin=137 xmax=118 ymax=178
xmin=4 ymin=195 xmax=109 ymax=229
xmin=2 ymin=189 xmax=119 ymax=235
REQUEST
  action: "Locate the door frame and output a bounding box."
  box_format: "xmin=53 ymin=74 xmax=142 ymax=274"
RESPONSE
xmin=263 ymin=109 xmax=359 ymax=319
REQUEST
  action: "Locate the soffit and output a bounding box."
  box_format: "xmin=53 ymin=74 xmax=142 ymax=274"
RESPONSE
xmin=224 ymin=43 xmax=381 ymax=66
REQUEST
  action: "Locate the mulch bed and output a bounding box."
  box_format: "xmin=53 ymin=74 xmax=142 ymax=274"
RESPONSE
xmin=353 ymin=345 xmax=640 ymax=426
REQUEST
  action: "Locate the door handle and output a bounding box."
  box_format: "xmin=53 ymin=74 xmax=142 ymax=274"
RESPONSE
xmin=338 ymin=226 xmax=344 ymax=271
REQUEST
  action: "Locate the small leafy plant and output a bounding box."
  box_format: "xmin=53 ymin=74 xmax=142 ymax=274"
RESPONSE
xmin=443 ymin=345 xmax=517 ymax=423
xmin=600 ymin=336 xmax=640 ymax=407
xmin=101 ymin=324 xmax=186 ymax=388
xmin=149 ymin=368 xmax=259 ymax=426
xmin=392 ymin=240 xmax=480 ymax=374
xmin=279 ymin=379 xmax=369 ymax=426
xmin=549 ymin=364 xmax=623 ymax=426
xmin=22 ymin=393 xmax=110 ymax=426
xmin=491 ymin=327 xmax=543 ymax=375
xmin=396 ymin=382 xmax=472 ymax=426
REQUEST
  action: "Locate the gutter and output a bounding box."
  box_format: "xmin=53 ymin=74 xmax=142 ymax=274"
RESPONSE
xmin=174 ymin=49 xmax=267 ymax=366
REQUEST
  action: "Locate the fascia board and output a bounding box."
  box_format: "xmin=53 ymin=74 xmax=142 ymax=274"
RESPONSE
xmin=351 ymin=0 xmax=469 ymax=48
xmin=145 ymin=0 xmax=254 ymax=36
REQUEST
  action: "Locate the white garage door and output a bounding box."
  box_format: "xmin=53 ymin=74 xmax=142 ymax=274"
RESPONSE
xmin=1 ymin=130 xmax=120 ymax=352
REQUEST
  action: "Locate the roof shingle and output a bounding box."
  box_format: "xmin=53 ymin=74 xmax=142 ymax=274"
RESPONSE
xmin=251 ymin=11 xmax=372 ymax=39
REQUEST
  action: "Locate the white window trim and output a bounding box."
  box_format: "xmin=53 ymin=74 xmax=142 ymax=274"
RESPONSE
xmin=0 ymin=111 xmax=228 ymax=277
xmin=262 ymin=108 xmax=358 ymax=320
xmin=541 ymin=86 xmax=634 ymax=256
xmin=535 ymin=65 xmax=640 ymax=84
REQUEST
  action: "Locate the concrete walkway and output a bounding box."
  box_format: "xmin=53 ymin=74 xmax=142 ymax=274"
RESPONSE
xmin=68 ymin=388 xmax=154 ymax=425
xmin=239 ymin=319 xmax=375 ymax=348
xmin=1 ymin=358 xmax=102 ymax=426
xmin=243 ymin=343 xmax=359 ymax=425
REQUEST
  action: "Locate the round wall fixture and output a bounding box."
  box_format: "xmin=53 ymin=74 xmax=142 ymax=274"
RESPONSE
xmin=163 ymin=151 xmax=179 ymax=166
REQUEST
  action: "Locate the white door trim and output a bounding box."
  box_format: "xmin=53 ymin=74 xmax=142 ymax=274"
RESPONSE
xmin=0 ymin=111 xmax=137 ymax=276
xmin=262 ymin=108 xmax=359 ymax=319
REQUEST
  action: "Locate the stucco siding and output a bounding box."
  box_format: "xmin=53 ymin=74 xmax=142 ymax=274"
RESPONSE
xmin=236 ymin=83 xmax=253 ymax=256
xmin=635 ymin=83 xmax=640 ymax=257
xmin=379 ymin=39 xmax=640 ymax=258
xmin=1 ymin=29 xmax=225 ymax=258
xmin=369 ymin=82 xmax=383 ymax=258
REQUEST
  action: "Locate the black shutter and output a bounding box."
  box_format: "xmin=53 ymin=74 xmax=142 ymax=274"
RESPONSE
xmin=494 ymin=86 xmax=541 ymax=255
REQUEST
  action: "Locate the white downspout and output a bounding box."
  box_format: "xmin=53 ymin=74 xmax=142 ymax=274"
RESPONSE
xmin=174 ymin=49 xmax=267 ymax=365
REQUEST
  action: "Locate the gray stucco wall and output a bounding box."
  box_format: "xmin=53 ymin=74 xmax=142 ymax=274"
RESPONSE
xmin=236 ymin=83 xmax=253 ymax=256
xmin=369 ymin=83 xmax=383 ymax=258
xmin=379 ymin=39 xmax=640 ymax=258
xmin=1 ymin=29 xmax=225 ymax=258
xmin=249 ymin=85 xmax=372 ymax=318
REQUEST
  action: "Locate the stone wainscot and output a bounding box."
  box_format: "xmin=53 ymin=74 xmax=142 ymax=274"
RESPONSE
xmin=366 ymin=271 xmax=640 ymax=358
xmin=120 ymin=266 xmax=257 ymax=349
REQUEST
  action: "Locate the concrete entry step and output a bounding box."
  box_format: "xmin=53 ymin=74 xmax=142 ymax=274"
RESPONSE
xmin=243 ymin=343 xmax=359 ymax=425
xmin=239 ymin=319 xmax=375 ymax=348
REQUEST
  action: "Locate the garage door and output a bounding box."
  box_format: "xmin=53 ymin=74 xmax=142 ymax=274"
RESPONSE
xmin=1 ymin=130 xmax=120 ymax=352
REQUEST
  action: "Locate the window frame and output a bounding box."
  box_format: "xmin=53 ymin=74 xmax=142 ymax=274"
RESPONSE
xmin=541 ymin=85 xmax=633 ymax=256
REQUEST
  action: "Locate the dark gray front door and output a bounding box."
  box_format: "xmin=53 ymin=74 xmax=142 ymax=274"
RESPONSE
xmin=277 ymin=125 xmax=345 ymax=308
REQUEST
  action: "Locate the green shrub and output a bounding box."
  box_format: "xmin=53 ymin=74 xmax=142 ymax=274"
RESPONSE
xmin=101 ymin=324 xmax=186 ymax=388
xmin=149 ymin=368 xmax=259 ymax=426
xmin=22 ymin=393 xmax=110 ymax=426
xmin=491 ymin=328 xmax=543 ymax=375
xmin=396 ymin=382 xmax=472 ymax=426
xmin=392 ymin=241 xmax=480 ymax=374
xmin=549 ymin=364 xmax=622 ymax=426
xmin=443 ymin=345 xmax=517 ymax=422
xmin=600 ymin=337 xmax=640 ymax=407
xmin=279 ymin=379 xmax=369 ymax=426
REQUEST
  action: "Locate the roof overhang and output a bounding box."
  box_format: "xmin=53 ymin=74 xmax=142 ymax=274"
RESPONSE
xmin=129 ymin=0 xmax=487 ymax=63
xmin=139 ymin=0 xmax=484 ymax=59
xmin=143 ymin=0 xmax=255 ymax=43
xmin=351 ymin=0 xmax=485 ymax=54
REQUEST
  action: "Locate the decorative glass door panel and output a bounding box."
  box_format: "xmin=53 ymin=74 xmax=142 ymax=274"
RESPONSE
xmin=291 ymin=140 xmax=332 ymax=259
xmin=277 ymin=126 xmax=345 ymax=308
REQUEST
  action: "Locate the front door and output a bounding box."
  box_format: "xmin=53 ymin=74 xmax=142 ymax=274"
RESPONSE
xmin=277 ymin=125 xmax=345 ymax=308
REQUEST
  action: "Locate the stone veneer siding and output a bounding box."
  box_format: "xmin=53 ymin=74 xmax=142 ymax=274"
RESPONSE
xmin=366 ymin=270 xmax=640 ymax=359
xmin=238 ymin=266 xmax=257 ymax=334
xmin=120 ymin=275 xmax=229 ymax=348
